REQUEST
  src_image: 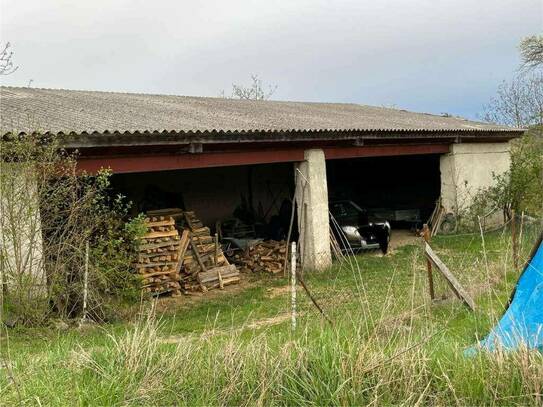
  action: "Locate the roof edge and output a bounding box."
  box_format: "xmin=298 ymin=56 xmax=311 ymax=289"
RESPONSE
xmin=1 ymin=128 xmax=520 ymax=149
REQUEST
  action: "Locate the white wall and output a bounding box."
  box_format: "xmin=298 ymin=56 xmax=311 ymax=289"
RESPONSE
xmin=440 ymin=142 xmax=511 ymax=217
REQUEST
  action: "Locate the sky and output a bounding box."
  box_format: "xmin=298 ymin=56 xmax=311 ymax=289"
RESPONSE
xmin=1 ymin=0 xmax=542 ymax=120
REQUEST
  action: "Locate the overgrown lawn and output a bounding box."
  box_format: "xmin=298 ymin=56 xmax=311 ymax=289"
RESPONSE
xmin=1 ymin=226 xmax=541 ymax=405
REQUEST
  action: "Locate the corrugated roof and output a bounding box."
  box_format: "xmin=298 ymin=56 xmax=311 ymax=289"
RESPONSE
xmin=0 ymin=86 xmax=519 ymax=138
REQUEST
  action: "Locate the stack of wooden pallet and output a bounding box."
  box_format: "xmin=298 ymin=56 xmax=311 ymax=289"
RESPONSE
xmin=181 ymin=211 xmax=240 ymax=292
xmin=231 ymin=240 xmax=287 ymax=274
xmin=136 ymin=216 xmax=183 ymax=296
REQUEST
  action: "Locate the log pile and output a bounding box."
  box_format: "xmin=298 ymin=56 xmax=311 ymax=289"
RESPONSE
xmin=181 ymin=211 xmax=240 ymax=292
xmin=231 ymin=240 xmax=287 ymax=274
xmin=136 ymin=216 xmax=183 ymax=296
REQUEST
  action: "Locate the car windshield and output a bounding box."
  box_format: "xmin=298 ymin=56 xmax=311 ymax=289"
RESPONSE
xmin=330 ymin=202 xmax=363 ymax=223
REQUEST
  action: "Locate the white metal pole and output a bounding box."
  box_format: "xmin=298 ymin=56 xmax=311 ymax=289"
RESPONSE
xmin=82 ymin=241 xmax=89 ymax=321
xmin=291 ymin=241 xmax=297 ymax=331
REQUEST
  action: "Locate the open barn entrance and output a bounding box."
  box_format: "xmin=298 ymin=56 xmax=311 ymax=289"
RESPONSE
xmin=110 ymin=162 xmax=295 ymax=241
xmin=110 ymin=162 xmax=297 ymax=292
xmin=326 ymin=154 xmax=441 ymax=250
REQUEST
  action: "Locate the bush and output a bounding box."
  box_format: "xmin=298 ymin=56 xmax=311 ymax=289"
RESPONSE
xmin=0 ymin=134 xmax=145 ymax=325
xmin=466 ymin=128 xmax=542 ymax=227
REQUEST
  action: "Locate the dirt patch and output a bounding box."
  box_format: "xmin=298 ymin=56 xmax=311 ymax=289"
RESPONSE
xmin=151 ymin=276 xmax=260 ymax=314
xmin=266 ymin=285 xmax=290 ymax=299
xmin=390 ymin=229 xmax=420 ymax=250
xmin=160 ymin=313 xmax=292 ymax=344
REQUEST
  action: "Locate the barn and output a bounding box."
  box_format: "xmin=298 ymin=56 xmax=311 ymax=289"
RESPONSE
xmin=0 ymin=87 xmax=522 ymax=271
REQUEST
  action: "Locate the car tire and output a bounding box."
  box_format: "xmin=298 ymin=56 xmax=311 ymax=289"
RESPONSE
xmin=439 ymin=213 xmax=457 ymax=235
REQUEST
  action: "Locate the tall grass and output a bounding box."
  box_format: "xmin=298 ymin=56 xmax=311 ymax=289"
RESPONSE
xmin=2 ymin=224 xmax=542 ymax=406
xmin=67 ymin=311 xmax=543 ymax=406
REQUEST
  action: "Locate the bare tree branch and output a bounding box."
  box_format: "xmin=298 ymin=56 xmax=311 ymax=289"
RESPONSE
xmin=0 ymin=42 xmax=18 ymax=76
xmin=226 ymin=75 xmax=277 ymax=100
xmin=519 ymin=35 xmax=543 ymax=71
xmin=482 ymin=73 xmax=543 ymax=128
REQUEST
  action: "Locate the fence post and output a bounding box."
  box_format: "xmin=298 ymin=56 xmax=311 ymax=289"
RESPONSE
xmin=511 ymin=209 xmax=519 ymax=271
xmin=290 ymin=241 xmax=297 ymax=331
xmin=82 ymin=241 xmax=89 ymax=322
xmin=422 ymin=224 xmax=435 ymax=300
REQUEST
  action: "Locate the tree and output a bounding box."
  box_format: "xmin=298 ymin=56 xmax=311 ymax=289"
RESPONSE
xmin=224 ymin=75 xmax=277 ymax=100
xmin=1 ymin=135 xmax=145 ymax=324
xmin=0 ymin=42 xmax=18 ymax=75
xmin=475 ymin=36 xmax=543 ymax=269
xmin=519 ymin=35 xmax=543 ymax=70
xmin=482 ymin=73 xmax=543 ymax=128
xmin=479 ymin=70 xmax=542 ymax=222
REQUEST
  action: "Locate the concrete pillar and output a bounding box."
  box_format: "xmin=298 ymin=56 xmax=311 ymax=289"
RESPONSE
xmin=295 ymin=149 xmax=332 ymax=271
xmin=440 ymin=142 xmax=511 ymax=221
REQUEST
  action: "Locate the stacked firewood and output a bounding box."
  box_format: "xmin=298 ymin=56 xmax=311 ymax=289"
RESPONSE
xmin=231 ymin=240 xmax=287 ymax=274
xmin=181 ymin=211 xmax=240 ymax=292
xmin=136 ymin=216 xmax=182 ymax=296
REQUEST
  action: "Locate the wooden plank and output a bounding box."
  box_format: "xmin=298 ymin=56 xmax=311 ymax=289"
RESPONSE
xmin=431 ymin=207 xmax=443 ymax=237
xmin=176 ymin=229 xmax=191 ymax=274
xmin=138 ymin=250 xmax=178 ymax=259
xmin=184 ymin=211 xmax=195 ymax=230
xmin=214 ymin=233 xmax=219 ymax=265
xmin=146 ymin=208 xmax=184 ymax=219
xmin=189 ymin=237 xmax=208 ymax=291
xmin=191 ymin=235 xmax=214 ymax=244
xmin=190 ymin=237 xmax=208 ymax=272
xmin=204 ymin=276 xmax=240 ymax=290
xmin=424 ymin=243 xmax=476 ymax=311
xmin=138 ymin=270 xmax=178 ymax=278
xmin=138 ymin=260 xmax=178 ymax=268
xmin=139 ymin=240 xmax=180 ymax=250
xmin=199 ymin=265 xmax=238 ymax=283
xmin=145 ymin=218 xmax=175 ymax=228
xmin=192 ymin=227 xmax=211 ymax=236
xmin=140 ymin=230 xmax=179 ymax=239
xmin=421 ymin=224 xmax=435 ymax=300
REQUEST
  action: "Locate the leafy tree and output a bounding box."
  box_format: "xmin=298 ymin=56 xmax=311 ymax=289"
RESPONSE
xmin=480 ymin=130 xmax=542 ymax=220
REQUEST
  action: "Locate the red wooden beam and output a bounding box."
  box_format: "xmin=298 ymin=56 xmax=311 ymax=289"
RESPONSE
xmin=323 ymin=144 xmax=449 ymax=160
xmin=76 ymin=143 xmax=450 ymax=174
xmin=77 ymin=148 xmax=305 ymax=174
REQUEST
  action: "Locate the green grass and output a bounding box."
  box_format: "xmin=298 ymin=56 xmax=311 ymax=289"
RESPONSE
xmin=1 ymin=226 xmax=542 ymax=405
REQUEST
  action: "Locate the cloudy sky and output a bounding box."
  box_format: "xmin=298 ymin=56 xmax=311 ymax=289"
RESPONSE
xmin=1 ymin=0 xmax=541 ymax=119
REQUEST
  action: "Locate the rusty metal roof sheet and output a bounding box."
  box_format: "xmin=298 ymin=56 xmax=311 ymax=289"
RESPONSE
xmin=1 ymin=86 xmax=520 ymax=139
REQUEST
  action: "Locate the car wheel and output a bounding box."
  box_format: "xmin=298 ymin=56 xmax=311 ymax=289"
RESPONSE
xmin=439 ymin=214 xmax=457 ymax=235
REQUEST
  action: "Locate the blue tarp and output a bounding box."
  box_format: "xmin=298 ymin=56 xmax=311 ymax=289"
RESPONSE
xmin=467 ymin=232 xmax=543 ymax=354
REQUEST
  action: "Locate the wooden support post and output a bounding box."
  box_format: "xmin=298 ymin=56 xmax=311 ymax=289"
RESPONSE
xmin=290 ymin=242 xmax=297 ymax=332
xmin=511 ymin=209 xmax=519 ymax=271
xmin=190 ymin=237 xmax=207 ymax=291
xmin=176 ymin=230 xmax=191 ymax=274
xmin=422 ymin=224 xmax=435 ymax=300
xmin=214 ymin=233 xmax=219 ymax=265
xmin=424 ymin=242 xmax=475 ymax=311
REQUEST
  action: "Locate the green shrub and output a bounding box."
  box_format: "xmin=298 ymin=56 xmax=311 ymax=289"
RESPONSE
xmin=1 ymin=134 xmax=145 ymax=325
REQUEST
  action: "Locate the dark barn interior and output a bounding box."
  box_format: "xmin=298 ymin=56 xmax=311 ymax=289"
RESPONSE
xmin=110 ymin=162 xmax=296 ymax=241
xmin=326 ymin=154 xmax=441 ymax=228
